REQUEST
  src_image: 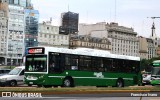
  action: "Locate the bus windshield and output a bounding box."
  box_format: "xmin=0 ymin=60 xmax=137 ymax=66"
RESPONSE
xmin=25 ymin=55 xmax=47 ymax=72
xmin=152 ymin=67 xmax=160 ymax=75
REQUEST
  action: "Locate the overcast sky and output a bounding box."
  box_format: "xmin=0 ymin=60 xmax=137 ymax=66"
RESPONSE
xmin=32 ymin=0 xmax=160 ymax=38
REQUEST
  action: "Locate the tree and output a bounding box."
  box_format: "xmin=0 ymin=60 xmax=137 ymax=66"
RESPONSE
xmin=140 ymin=59 xmax=149 ymax=71
xmin=140 ymin=57 xmax=160 ymax=72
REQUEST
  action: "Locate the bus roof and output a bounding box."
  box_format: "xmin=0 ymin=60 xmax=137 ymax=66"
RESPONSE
xmin=153 ymin=60 xmax=160 ymax=63
xmin=28 ymin=47 xmax=140 ymax=61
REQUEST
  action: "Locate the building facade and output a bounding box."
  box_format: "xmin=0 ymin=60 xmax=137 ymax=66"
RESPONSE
xmin=0 ymin=1 xmax=8 ymax=65
xmin=7 ymin=5 xmax=25 ymax=65
xmin=78 ymin=22 xmax=108 ymax=38
xmin=24 ymin=9 xmax=39 ymax=51
xmin=38 ymin=20 xmax=69 ymax=48
xmin=70 ymin=34 xmax=111 ymax=51
xmin=59 ymin=11 xmax=79 ymax=35
xmin=8 ymin=0 xmax=32 ymax=8
xmin=146 ymin=22 xmax=158 ymax=59
xmin=78 ymin=22 xmax=139 ymax=57
xmin=106 ymin=22 xmax=139 ymax=57
xmin=138 ymin=36 xmax=148 ymax=59
xmin=146 ymin=38 xmax=157 ymax=59
xmin=0 ymin=1 xmax=39 ymax=65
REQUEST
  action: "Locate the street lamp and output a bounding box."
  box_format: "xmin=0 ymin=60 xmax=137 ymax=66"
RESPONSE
xmin=8 ymin=44 xmax=12 ymax=69
xmin=16 ymin=42 xmax=19 ymax=66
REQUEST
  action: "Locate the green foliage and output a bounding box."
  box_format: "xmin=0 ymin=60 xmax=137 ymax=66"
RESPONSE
xmin=140 ymin=56 xmax=160 ymax=72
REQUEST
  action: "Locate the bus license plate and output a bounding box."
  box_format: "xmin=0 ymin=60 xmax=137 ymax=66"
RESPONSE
xmin=29 ymin=82 xmax=33 ymax=84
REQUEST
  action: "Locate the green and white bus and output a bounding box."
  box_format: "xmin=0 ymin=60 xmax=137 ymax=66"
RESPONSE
xmin=151 ymin=60 xmax=160 ymax=85
xmin=24 ymin=47 xmax=141 ymax=87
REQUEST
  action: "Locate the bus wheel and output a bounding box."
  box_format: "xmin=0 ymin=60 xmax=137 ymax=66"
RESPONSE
xmin=63 ymin=78 xmax=73 ymax=87
xmin=10 ymin=80 xmax=17 ymax=87
xmin=116 ymin=79 xmax=124 ymax=87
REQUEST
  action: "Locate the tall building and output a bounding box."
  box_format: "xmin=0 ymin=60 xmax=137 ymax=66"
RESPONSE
xmin=0 ymin=1 xmax=8 ymax=65
xmin=24 ymin=9 xmax=39 ymax=51
xmin=150 ymin=22 xmax=157 ymax=40
xmin=7 ymin=5 xmax=25 ymax=65
xmin=0 ymin=0 xmax=37 ymax=65
xmin=78 ymin=22 xmax=108 ymax=38
xmin=107 ymin=22 xmax=139 ymax=57
xmin=78 ymin=22 xmax=139 ymax=57
xmin=144 ymin=22 xmax=158 ymax=59
xmin=0 ymin=1 xmax=25 ymax=65
xmin=146 ymin=38 xmax=157 ymax=59
xmin=138 ymin=36 xmax=148 ymax=59
xmin=38 ymin=19 xmax=69 ymax=48
xmin=59 ymin=11 xmax=79 ymax=35
xmin=8 ymin=0 xmax=32 ymax=8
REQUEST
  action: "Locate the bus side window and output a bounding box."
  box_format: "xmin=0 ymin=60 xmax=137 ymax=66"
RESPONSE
xmin=49 ymin=52 xmax=63 ymax=73
xmin=65 ymin=54 xmax=71 ymax=70
xmin=71 ymin=56 xmax=78 ymax=70
xmin=103 ymin=58 xmax=112 ymax=72
xmin=79 ymin=56 xmax=91 ymax=71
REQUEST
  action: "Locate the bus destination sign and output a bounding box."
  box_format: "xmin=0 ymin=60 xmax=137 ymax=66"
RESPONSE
xmin=28 ymin=48 xmax=44 ymax=54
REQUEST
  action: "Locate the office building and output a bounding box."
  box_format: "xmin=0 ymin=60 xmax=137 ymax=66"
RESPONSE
xmin=38 ymin=19 xmax=69 ymax=48
xmin=7 ymin=5 xmax=25 ymax=65
xmin=8 ymin=0 xmax=32 ymax=8
xmin=0 ymin=1 xmax=8 ymax=65
xmin=78 ymin=22 xmax=139 ymax=57
xmin=24 ymin=9 xmax=39 ymax=51
xmin=106 ymin=22 xmax=139 ymax=57
xmin=59 ymin=11 xmax=79 ymax=35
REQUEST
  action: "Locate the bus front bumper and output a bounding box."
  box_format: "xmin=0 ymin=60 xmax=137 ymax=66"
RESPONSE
xmin=24 ymin=77 xmax=44 ymax=86
xmin=151 ymin=80 xmax=160 ymax=85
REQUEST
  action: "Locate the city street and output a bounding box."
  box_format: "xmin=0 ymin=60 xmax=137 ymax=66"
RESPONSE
xmin=1 ymin=0 xmax=160 ymax=99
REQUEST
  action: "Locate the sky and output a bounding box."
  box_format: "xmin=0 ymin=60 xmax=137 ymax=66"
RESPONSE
xmin=32 ymin=0 xmax=160 ymax=38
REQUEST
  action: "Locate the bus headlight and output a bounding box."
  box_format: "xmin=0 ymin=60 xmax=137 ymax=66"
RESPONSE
xmin=39 ymin=75 xmax=44 ymax=79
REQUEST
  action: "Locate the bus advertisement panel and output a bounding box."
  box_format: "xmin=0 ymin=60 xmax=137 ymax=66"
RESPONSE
xmin=24 ymin=47 xmax=141 ymax=88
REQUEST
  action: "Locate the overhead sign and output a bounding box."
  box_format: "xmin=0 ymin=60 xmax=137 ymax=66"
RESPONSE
xmin=28 ymin=48 xmax=44 ymax=54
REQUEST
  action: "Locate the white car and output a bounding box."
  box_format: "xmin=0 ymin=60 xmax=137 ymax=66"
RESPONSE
xmin=0 ymin=66 xmax=25 ymax=86
xmin=142 ymin=73 xmax=151 ymax=86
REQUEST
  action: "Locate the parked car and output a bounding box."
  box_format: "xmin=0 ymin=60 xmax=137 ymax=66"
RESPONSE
xmin=0 ymin=69 xmax=11 ymax=76
xmin=142 ymin=72 xmax=151 ymax=86
xmin=0 ymin=66 xmax=25 ymax=86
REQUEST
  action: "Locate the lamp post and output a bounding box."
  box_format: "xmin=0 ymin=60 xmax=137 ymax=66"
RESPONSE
xmin=8 ymin=44 xmax=12 ymax=69
xmin=16 ymin=42 xmax=18 ymax=66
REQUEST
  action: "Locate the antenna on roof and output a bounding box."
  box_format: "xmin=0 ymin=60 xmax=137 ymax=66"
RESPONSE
xmin=114 ymin=0 xmax=117 ymax=22
xmin=68 ymin=0 xmax=70 ymax=11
